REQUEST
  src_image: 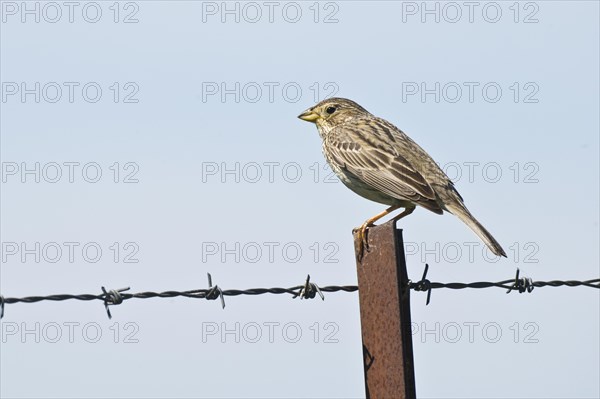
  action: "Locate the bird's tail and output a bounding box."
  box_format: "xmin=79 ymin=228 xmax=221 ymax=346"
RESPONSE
xmin=446 ymin=204 xmax=507 ymax=258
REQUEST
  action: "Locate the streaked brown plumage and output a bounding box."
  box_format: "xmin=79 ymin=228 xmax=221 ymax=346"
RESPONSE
xmin=298 ymin=97 xmax=506 ymax=260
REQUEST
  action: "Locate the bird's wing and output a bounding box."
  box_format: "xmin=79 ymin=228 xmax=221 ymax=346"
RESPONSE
xmin=326 ymin=119 xmax=444 ymax=214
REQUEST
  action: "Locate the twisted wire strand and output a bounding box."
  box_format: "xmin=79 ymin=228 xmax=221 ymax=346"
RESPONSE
xmin=1 ymin=270 xmax=597 ymax=318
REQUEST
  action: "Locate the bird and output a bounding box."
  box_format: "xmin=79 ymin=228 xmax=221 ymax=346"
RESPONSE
xmin=298 ymin=97 xmax=506 ymax=261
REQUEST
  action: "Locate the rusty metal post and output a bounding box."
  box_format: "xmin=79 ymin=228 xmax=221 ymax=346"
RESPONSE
xmin=354 ymin=219 xmax=416 ymax=399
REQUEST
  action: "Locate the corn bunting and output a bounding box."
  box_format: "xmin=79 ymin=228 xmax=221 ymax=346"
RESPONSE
xmin=298 ymin=97 xmax=506 ymax=260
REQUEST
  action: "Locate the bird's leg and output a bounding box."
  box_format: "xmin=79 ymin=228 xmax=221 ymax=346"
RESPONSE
xmin=391 ymin=204 xmax=416 ymax=222
xmin=353 ymin=205 xmax=401 ymax=262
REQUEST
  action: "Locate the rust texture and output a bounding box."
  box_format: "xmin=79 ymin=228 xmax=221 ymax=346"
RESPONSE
xmin=354 ymin=219 xmax=416 ymax=399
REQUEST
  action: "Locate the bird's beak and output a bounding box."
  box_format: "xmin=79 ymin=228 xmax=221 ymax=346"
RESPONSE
xmin=298 ymin=109 xmax=320 ymax=123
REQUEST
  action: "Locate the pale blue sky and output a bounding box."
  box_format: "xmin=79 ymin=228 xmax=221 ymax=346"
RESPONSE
xmin=1 ymin=1 xmax=599 ymax=398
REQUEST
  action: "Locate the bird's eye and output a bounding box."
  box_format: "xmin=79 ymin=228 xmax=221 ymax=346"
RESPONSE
xmin=326 ymin=106 xmax=337 ymax=115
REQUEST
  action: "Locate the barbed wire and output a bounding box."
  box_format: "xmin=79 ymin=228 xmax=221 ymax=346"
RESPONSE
xmin=1 ymin=269 xmax=598 ymax=319
xmin=0 ymin=274 xmax=354 ymax=319
xmin=409 ymin=265 xmax=600 ymax=305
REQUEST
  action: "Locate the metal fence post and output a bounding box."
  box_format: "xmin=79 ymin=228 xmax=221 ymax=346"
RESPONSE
xmin=354 ymin=219 xmax=416 ymax=399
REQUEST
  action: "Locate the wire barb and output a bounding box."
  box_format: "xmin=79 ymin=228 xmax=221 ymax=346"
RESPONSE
xmin=101 ymin=287 xmax=130 ymax=319
xmin=410 ymin=263 xmax=433 ymax=305
xmin=294 ymin=275 xmax=325 ymax=300
xmin=506 ymin=269 xmax=534 ymax=294
xmin=206 ymin=273 xmax=225 ymax=309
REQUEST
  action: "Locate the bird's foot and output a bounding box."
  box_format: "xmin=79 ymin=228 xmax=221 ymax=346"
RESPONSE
xmin=352 ymin=221 xmax=372 ymax=263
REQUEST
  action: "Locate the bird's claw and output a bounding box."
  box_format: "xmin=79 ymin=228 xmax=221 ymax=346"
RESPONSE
xmin=352 ymin=222 xmax=372 ymax=262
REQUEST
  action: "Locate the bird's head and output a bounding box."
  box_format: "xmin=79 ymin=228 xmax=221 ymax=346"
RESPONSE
xmin=298 ymin=97 xmax=371 ymax=134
